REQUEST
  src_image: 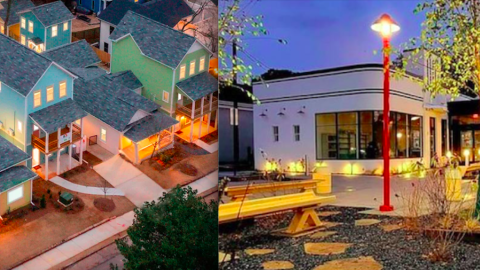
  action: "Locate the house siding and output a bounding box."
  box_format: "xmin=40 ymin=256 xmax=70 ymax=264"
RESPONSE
xmin=175 ymin=47 xmax=210 ymax=83
xmin=20 ymin=12 xmax=45 ymax=46
xmin=111 ymin=36 xmax=174 ymax=109
xmin=82 ymin=114 xmax=121 ymax=155
xmin=0 ymin=179 xmax=32 ymax=216
xmin=45 ymin=21 xmax=71 ymax=50
xmin=0 ymin=83 xmax=26 ymax=147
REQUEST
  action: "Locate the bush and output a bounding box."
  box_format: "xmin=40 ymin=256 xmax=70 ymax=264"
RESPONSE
xmin=47 ymin=189 xmax=51 ymax=194
xmin=40 ymin=195 xmax=46 ymax=209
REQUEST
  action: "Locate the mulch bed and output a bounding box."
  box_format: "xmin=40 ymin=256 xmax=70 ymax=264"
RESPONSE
xmin=93 ymin=198 xmax=116 ymax=212
xmin=219 ymin=206 xmax=480 ymax=270
xmin=176 ymin=163 xmax=198 ymax=176
xmin=83 ymin=151 xmax=103 ymax=166
xmin=200 ymin=130 xmax=218 ymax=144
xmin=149 ymin=144 xmax=192 ymax=171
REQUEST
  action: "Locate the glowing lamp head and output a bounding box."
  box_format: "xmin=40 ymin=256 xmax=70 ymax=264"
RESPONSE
xmin=371 ymin=14 xmax=400 ymax=38
xmin=464 ymin=149 xmax=471 ymax=157
xmin=446 ymin=151 xmax=452 ymax=159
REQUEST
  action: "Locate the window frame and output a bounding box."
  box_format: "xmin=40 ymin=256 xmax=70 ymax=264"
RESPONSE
xmin=17 ymin=120 xmax=22 ymax=133
xmin=46 ymin=85 xmax=54 ymax=103
xmin=162 ymin=91 xmax=169 ymax=102
xmin=28 ymin=21 xmax=33 ymax=33
xmin=7 ymin=185 xmax=23 ymax=204
xmin=179 ymin=64 xmax=186 ymax=80
xmin=21 ymin=17 xmax=26 ymax=29
xmin=63 ymin=22 xmax=69 ymax=31
xmin=59 ymin=81 xmax=67 ymax=98
xmin=33 ymin=90 xmax=42 ymax=108
xmin=293 ymin=125 xmax=300 ymax=141
xmin=52 ymin=25 xmax=58 ymax=37
xmin=273 ymin=126 xmax=279 ymax=142
xmin=199 ymin=56 xmax=205 ymax=72
xmin=20 ymin=35 xmax=26 ymax=45
xmin=189 ymin=60 xmax=196 ymax=75
xmin=100 ymin=127 xmax=107 ymax=143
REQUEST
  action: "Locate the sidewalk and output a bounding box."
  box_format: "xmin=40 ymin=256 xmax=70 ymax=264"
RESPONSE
xmin=50 ymin=176 xmax=125 ymax=196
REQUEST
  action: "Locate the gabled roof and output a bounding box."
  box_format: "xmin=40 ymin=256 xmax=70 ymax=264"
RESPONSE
xmin=0 ymin=0 xmax=35 ymax=26
xmin=98 ymin=0 xmax=191 ymax=27
xmin=124 ymin=111 xmax=178 ymax=143
xmin=0 ymin=135 xmax=30 ymax=172
xmin=73 ymin=73 xmax=158 ymax=132
xmin=18 ymin=1 xmax=74 ymax=27
xmin=110 ymin=11 xmax=196 ymax=68
xmin=43 ymin=40 xmax=100 ymax=69
xmin=0 ymin=166 xmax=37 ymax=192
xmin=106 ymin=70 xmax=142 ymax=90
xmin=0 ymin=34 xmax=52 ymax=96
xmin=176 ymin=72 xmax=217 ymax=100
xmin=29 ymin=98 xmax=88 ymax=134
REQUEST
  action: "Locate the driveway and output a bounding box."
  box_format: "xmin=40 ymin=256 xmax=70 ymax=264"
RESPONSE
xmin=93 ymin=155 xmax=166 ymax=207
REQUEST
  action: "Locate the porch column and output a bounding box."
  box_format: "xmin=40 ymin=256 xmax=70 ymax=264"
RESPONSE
xmin=79 ymin=118 xmax=84 ymax=163
xmin=214 ymin=110 xmax=218 ymax=129
xmin=190 ymin=100 xmax=196 ymax=142
xmin=57 ymin=128 xmax=61 ymax=175
xmin=207 ymin=93 xmax=213 ymax=134
xmin=170 ymin=127 xmax=174 ymax=142
xmin=198 ymin=97 xmax=204 ymax=139
xmin=134 ymin=143 xmax=139 ymax=164
xmin=45 ymin=131 xmax=49 ymax=180
xmin=69 ymin=123 xmax=73 ymax=169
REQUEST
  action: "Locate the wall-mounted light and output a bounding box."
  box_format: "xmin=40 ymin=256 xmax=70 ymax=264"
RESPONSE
xmin=259 ymin=109 xmax=268 ymax=117
xmin=278 ymin=108 xmax=286 ymax=116
xmin=297 ymin=106 xmax=306 ymax=114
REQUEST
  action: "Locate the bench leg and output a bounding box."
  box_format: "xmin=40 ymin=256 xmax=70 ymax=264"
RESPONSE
xmin=285 ymin=208 xmax=323 ymax=235
xmin=231 ymin=196 xmax=249 ymax=202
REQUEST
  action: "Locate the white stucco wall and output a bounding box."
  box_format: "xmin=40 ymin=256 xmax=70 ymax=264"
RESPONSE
xmin=82 ymin=114 xmax=121 ymax=154
xmin=99 ymin=20 xmax=113 ymax=53
xmin=252 ymin=65 xmax=448 ymax=174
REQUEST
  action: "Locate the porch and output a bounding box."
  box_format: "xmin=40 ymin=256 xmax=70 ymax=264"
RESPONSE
xmin=31 ymin=125 xmax=82 ymax=154
xmin=34 ymin=152 xmax=81 ymax=180
xmin=121 ymin=130 xmax=174 ymax=164
xmin=176 ymin=96 xmax=218 ymax=119
xmin=176 ymin=117 xmax=217 ymax=143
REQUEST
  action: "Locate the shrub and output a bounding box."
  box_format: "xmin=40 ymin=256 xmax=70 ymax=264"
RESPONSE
xmin=47 ymin=189 xmax=51 ymax=194
xmin=40 ymin=195 xmax=46 ymax=209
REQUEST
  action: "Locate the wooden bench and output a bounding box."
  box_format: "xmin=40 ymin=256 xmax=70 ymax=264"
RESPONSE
xmin=219 ymin=190 xmax=336 ymax=236
xmin=224 ymin=180 xmax=318 ymax=202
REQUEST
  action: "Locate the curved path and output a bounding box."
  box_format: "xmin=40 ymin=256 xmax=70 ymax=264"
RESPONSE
xmin=50 ymin=176 xmax=126 ymax=196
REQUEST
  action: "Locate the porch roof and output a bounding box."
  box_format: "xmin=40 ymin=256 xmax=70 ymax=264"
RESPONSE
xmin=30 ymin=37 xmax=43 ymax=45
xmin=0 ymin=166 xmax=36 ymax=193
xmin=124 ymin=111 xmax=178 ymax=143
xmin=29 ymin=98 xmax=88 ymax=134
xmin=0 ymin=136 xmax=30 ymax=172
xmin=176 ymin=72 xmax=218 ymax=101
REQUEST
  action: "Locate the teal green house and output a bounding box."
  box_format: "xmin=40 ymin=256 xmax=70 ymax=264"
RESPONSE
xmin=17 ymin=1 xmax=74 ymax=52
xmin=110 ymin=11 xmax=218 ymax=142
xmin=0 ymin=34 xmax=87 ymax=181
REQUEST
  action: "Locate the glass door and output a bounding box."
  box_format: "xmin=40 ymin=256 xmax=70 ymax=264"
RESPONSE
xmin=461 ymin=130 xmax=473 ymax=163
xmin=474 ymin=131 xmax=480 ymax=162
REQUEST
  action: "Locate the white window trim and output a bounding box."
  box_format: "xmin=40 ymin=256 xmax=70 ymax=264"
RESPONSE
xmin=162 ymin=91 xmax=169 ymax=102
xmin=273 ymin=126 xmax=279 ymax=142
xmin=46 ymin=85 xmax=54 ymax=102
xmin=21 ymin=17 xmax=26 ymax=29
xmin=294 ymin=125 xmax=300 ymax=141
xmin=100 ymin=127 xmax=107 ymax=143
xmin=20 ymin=35 xmax=26 ymax=45
xmin=28 ymin=21 xmax=33 ymax=33
xmin=52 ymin=25 xmax=58 ymax=37
xmin=63 ymin=22 xmax=68 ymax=31
xmin=179 ymin=64 xmax=186 ymax=80
xmin=189 ymin=60 xmax=196 ymax=76
xmin=199 ymin=56 xmax=205 ymax=72
xmin=33 ymin=90 xmax=41 ymax=108
xmin=7 ymin=185 xmax=24 ymax=204
xmin=59 ymin=81 xmax=67 ymax=98
xmin=17 ymin=121 xmax=22 ymax=133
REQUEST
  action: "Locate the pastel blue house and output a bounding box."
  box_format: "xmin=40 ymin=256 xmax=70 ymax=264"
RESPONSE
xmin=17 ymin=1 xmax=74 ymax=52
xmin=0 ymin=34 xmax=86 ymax=181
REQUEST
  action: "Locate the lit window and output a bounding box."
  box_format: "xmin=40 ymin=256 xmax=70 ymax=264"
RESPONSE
xmin=17 ymin=121 xmax=22 ymax=133
xmin=199 ymin=56 xmax=205 ymax=72
xmin=0 ymin=26 xmax=3 ymax=34
xmin=0 ymin=81 xmax=2 ymax=92
xmin=63 ymin=22 xmax=68 ymax=31
xmin=8 ymin=186 xmax=23 ymax=204
xmin=273 ymin=126 xmax=279 ymax=142
xmin=20 ymin=35 xmax=26 ymax=45
xmin=189 ymin=60 xmax=196 ymax=75
xmin=100 ymin=128 xmax=107 ymax=142
xmin=75 ymin=119 xmax=81 ymax=126
xmin=28 ymin=21 xmax=33 ymax=33
xmin=21 ymin=17 xmax=26 ymax=29
xmin=294 ymin=125 xmax=300 ymax=141
xmin=59 ymin=81 xmax=67 ymax=97
xmin=163 ymin=91 xmax=169 ymax=102
xmin=178 ymin=93 xmax=182 ymax=101
xmin=33 ymin=90 xmax=41 ymax=108
xmin=52 ymin=25 xmax=58 ymax=37
xmin=47 ymin=85 xmax=54 ymax=102
xmin=179 ymin=64 xmax=186 ymax=79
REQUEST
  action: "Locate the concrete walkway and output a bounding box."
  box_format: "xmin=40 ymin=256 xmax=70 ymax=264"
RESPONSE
xmin=194 ymin=140 xmax=218 ymax=153
xmin=93 ymin=155 xmax=167 ymax=207
xmin=50 ymin=176 xmax=125 ymax=196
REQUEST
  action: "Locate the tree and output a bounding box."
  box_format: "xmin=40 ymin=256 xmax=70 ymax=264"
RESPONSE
xmin=116 ymin=186 xmax=217 ymax=270
xmin=178 ymin=0 xmax=218 ymax=53
xmin=396 ymin=0 xmax=480 ymax=97
xmin=2 ymin=0 xmax=13 ymax=35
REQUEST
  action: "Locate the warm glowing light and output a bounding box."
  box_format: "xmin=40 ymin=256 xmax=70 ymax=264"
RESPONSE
xmin=464 ymin=149 xmax=471 ymax=157
xmin=396 ymin=132 xmax=402 ymax=138
xmin=265 ymin=161 xmax=272 ymax=171
xmin=446 ymin=151 xmax=452 ymax=159
xmin=371 ymin=14 xmax=400 ymax=38
xmin=180 ymin=116 xmax=185 ymax=120
xmin=474 ymin=114 xmax=479 ymax=119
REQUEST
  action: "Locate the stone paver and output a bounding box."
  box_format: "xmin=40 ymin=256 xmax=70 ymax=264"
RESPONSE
xmin=380 ymin=223 xmax=403 ymax=232
xmin=219 ymin=252 xmax=231 ymax=263
xmin=317 ymin=211 xmax=341 ymax=217
xmin=262 ymin=261 xmax=294 ymax=269
xmin=355 ymin=219 xmax=381 ymax=226
xmin=50 ymin=176 xmax=125 ymax=196
xmin=323 ymin=221 xmax=342 ymax=228
xmin=312 ymin=256 xmax=383 ymax=270
xmin=245 ymin=249 xmax=275 ymax=256
xmin=304 ymin=243 xmax=352 ymax=255
xmin=310 ymin=231 xmax=337 ymax=239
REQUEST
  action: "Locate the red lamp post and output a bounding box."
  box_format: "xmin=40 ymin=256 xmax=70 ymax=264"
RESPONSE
xmin=371 ymin=14 xmax=400 ymax=212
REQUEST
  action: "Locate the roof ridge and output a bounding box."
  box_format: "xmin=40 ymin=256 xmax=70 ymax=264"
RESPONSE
xmin=30 ymin=0 xmax=62 ymax=10
xmin=43 ymin=39 xmax=85 ymax=53
xmin=0 ymin=33 xmax=52 ymax=63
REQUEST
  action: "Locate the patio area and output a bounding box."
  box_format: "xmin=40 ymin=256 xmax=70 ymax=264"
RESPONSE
xmin=35 ymin=153 xmax=81 ymax=180
xmin=176 ymin=120 xmax=216 ymax=143
xmin=122 ymin=134 xmax=174 ymax=164
xmin=86 ymin=144 xmax=115 ymax=162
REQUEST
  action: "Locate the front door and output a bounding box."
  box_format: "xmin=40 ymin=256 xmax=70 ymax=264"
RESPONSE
xmin=461 ymin=130 xmax=473 ymax=163
xmin=32 ymin=148 xmax=40 ymax=167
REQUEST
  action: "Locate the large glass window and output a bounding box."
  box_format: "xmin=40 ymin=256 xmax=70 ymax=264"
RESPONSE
xmin=430 ymin=117 xmax=436 ymax=157
xmin=316 ymin=114 xmax=336 ymax=159
xmin=316 ymin=111 xmax=423 ymax=160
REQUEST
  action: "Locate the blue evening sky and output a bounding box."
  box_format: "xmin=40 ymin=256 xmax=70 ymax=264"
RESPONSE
xmin=242 ymin=0 xmax=425 ymax=75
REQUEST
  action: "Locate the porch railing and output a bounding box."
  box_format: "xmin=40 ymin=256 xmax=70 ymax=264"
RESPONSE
xmin=176 ymin=96 xmax=218 ymax=119
xmin=32 ymin=127 xmax=82 ymax=154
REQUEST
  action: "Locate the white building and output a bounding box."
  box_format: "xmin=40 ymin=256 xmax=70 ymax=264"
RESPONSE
xmin=252 ymin=63 xmax=473 ymax=175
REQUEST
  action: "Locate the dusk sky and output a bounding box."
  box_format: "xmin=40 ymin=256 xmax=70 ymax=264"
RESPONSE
xmin=242 ymin=0 xmax=426 ymax=75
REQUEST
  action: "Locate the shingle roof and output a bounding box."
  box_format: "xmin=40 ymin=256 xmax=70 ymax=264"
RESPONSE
xmin=0 ymin=136 xmax=30 ymax=172
xmin=0 ymin=34 xmax=52 ymax=96
xmin=106 ymin=70 xmax=142 ymax=90
xmin=124 ymin=111 xmax=178 ymax=142
xmin=176 ymin=72 xmax=218 ymax=100
xmin=73 ymin=74 xmax=159 ymax=131
xmin=29 ymin=98 xmax=88 ymax=134
xmin=110 ymin=11 xmax=196 ymax=68
xmin=19 ymin=1 xmax=74 ymax=27
xmin=70 ymin=67 xmax=107 ymax=81
xmin=0 ymin=166 xmax=36 ymax=192
xmin=43 ymin=40 xmax=100 ymax=69
xmin=0 ymin=0 xmax=35 ymax=26
xmin=99 ymin=0 xmax=191 ymax=27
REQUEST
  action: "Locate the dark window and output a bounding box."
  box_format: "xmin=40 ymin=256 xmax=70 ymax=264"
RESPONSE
xmin=359 ymin=112 xmax=374 ymax=159
xmin=430 ymin=117 xmax=436 ymax=158
xmin=273 ymin=126 xmax=279 ymax=142
xmin=109 ymin=26 xmax=115 ymax=34
xmin=104 ymin=42 xmax=109 ymax=53
xmin=92 ymin=0 xmax=95 ymax=10
xmin=337 ymin=112 xmax=357 ymax=159
xmin=316 ymin=114 xmax=336 ymax=159
xmin=396 ymin=113 xmax=407 ymax=158
xmin=293 ymin=125 xmax=300 ymax=141
xmin=442 ymin=119 xmax=447 ymax=155
xmin=409 ymin=115 xmax=422 ymax=157
xmin=373 ymin=111 xmax=384 ymax=158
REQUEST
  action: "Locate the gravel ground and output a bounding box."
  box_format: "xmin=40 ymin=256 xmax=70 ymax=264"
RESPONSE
xmin=219 ymin=206 xmax=480 ymax=270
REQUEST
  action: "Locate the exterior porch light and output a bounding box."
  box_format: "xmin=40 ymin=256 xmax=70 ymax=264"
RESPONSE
xmin=277 ymin=108 xmax=286 ymax=116
xmin=259 ymin=109 xmax=267 ymax=117
xmin=446 ymin=151 xmax=452 ymax=159
xmin=464 ymin=149 xmax=471 ymax=167
xmin=297 ymin=106 xmax=306 ymax=114
xmin=371 ymin=13 xmax=400 ymax=212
